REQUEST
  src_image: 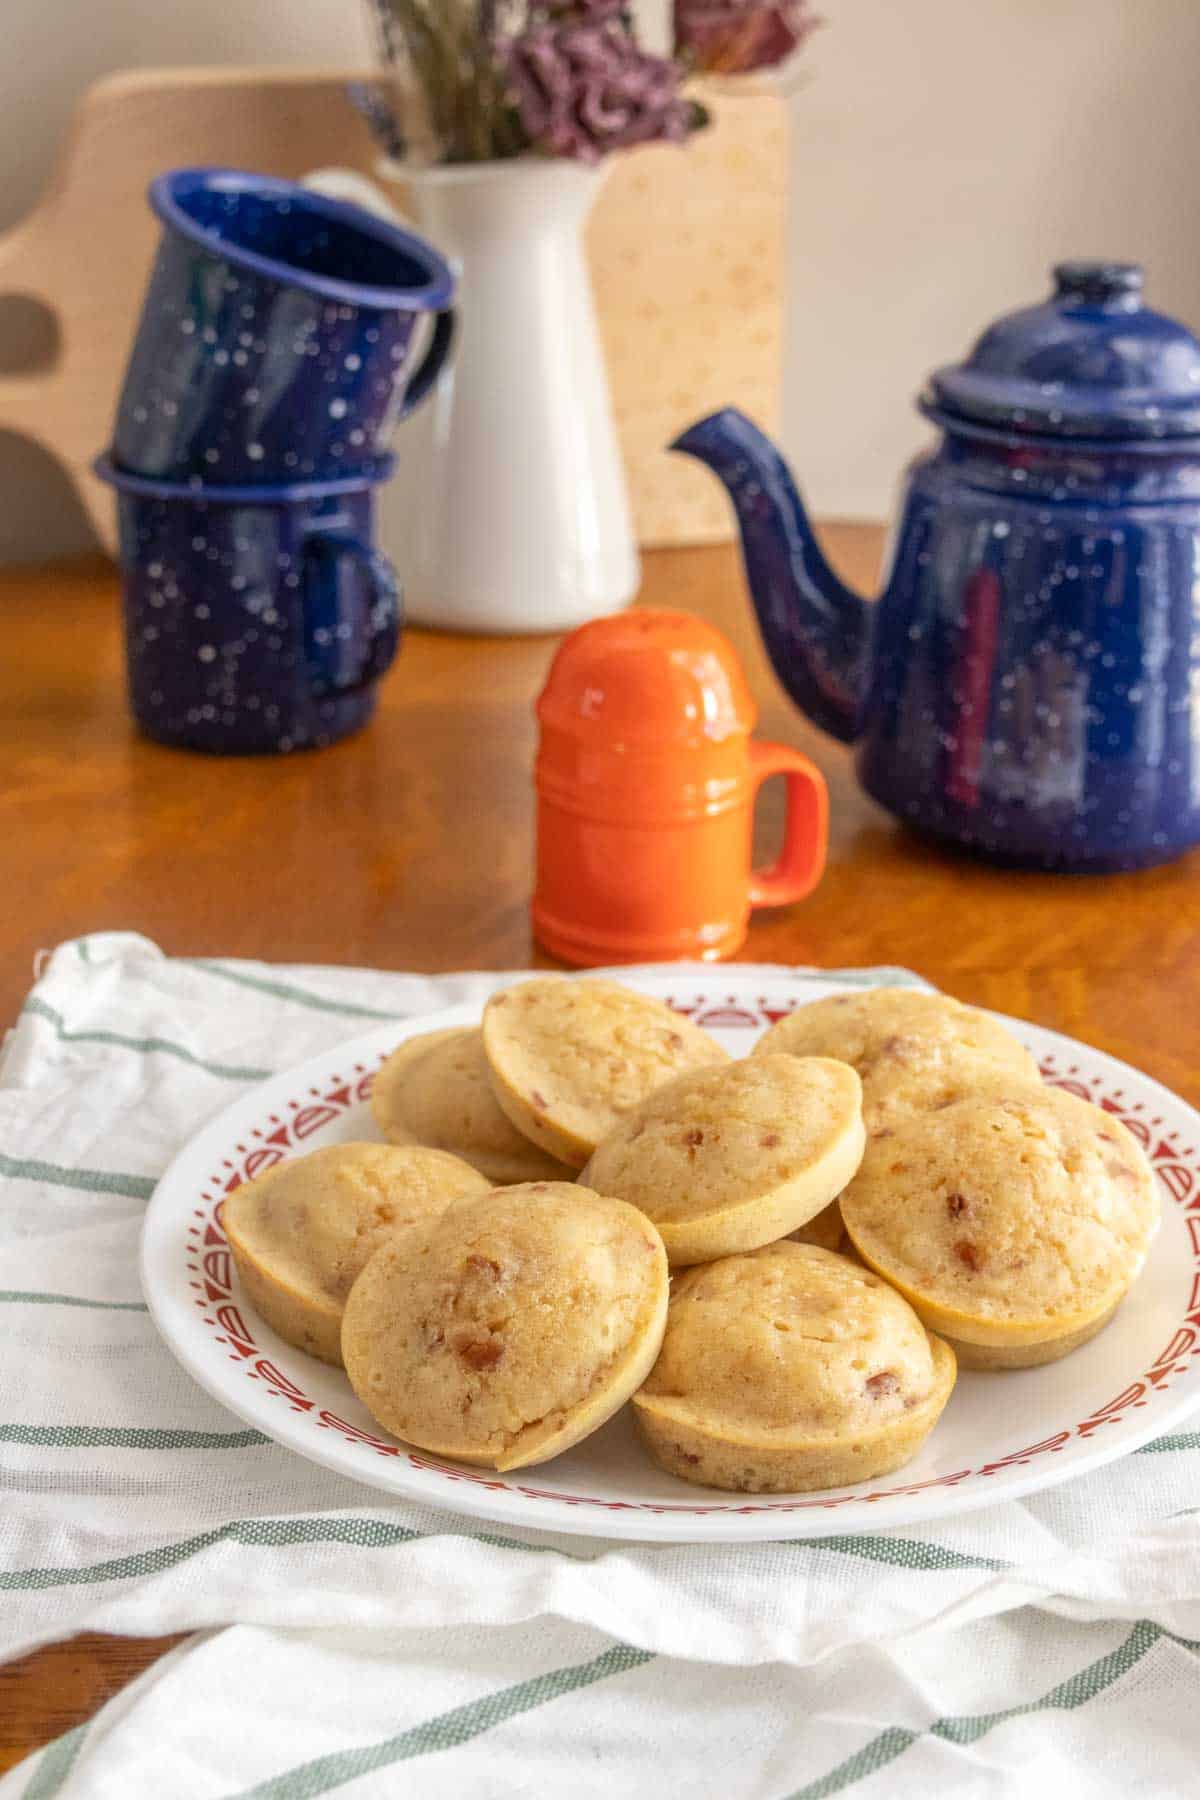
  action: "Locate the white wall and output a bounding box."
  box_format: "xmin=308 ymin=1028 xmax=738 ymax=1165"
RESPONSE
xmin=1 ymin=0 xmax=1199 ymax=558
xmin=0 ymin=2 xmax=372 ymax=233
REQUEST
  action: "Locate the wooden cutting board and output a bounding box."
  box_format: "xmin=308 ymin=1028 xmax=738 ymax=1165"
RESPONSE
xmin=0 ymin=66 xmax=784 ymax=554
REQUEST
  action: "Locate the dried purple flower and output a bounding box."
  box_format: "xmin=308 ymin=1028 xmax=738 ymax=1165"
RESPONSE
xmin=508 ymin=17 xmax=695 ymax=162
xmin=674 ymin=0 xmax=820 ymax=76
xmin=553 ymin=0 xmax=629 ymax=18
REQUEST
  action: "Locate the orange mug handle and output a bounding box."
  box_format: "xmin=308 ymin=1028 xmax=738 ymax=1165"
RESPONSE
xmin=746 ymin=739 xmax=829 ymax=908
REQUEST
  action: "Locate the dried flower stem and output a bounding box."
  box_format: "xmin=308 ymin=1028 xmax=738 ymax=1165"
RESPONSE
xmin=373 ymin=1 xmax=525 ymax=164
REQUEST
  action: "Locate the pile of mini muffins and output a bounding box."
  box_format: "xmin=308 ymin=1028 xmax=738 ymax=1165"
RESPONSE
xmin=223 ymin=979 xmax=1161 ymax=1494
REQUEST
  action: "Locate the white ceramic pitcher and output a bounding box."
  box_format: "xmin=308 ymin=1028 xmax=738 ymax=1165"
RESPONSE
xmin=306 ymin=160 xmax=639 ymax=636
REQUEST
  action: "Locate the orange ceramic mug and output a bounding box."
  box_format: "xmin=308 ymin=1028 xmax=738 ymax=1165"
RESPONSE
xmin=532 ymin=609 xmax=828 ymax=965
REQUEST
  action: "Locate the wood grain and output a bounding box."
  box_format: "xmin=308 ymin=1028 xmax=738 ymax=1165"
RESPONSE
xmin=0 ymin=534 xmax=1197 ymax=1770
xmin=0 ymin=1636 xmax=188 ymax=1775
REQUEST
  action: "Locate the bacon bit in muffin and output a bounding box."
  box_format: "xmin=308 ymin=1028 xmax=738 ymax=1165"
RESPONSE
xmin=465 ymin=1254 xmax=501 ymax=1280
xmin=865 ymin=1371 xmax=900 ymax=1398
xmin=953 ymin=1239 xmax=982 ymax=1272
xmin=880 ymin=1035 xmax=915 ymax=1061
xmin=490 ymin=993 xmax=508 ymax=1007
xmin=454 ymin=1334 xmax=504 ymax=1371
xmin=760 ymin=1131 xmax=781 ymax=1148
xmin=871 ymin=1127 xmax=895 ymax=1140
xmin=683 ymin=1128 xmax=705 ymax=1149
xmin=666 ymin=1032 xmax=684 ymax=1050
xmin=672 ymin=1444 xmax=701 ymax=1464
xmin=946 ymin=1192 xmax=969 ymax=1218
xmin=530 ymin=1090 xmax=548 ymax=1111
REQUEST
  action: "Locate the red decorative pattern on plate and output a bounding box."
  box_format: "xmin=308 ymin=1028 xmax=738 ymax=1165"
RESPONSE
xmin=181 ymin=1004 xmax=1200 ymax=1517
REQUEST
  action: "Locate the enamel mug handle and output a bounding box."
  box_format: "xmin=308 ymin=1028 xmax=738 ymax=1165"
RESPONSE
xmin=301 ymin=167 xmax=455 ymax=420
xmin=303 ymin=532 xmax=402 ymax=696
xmin=746 ymin=740 xmax=829 ymax=908
xmin=396 ymin=307 xmax=454 ymax=418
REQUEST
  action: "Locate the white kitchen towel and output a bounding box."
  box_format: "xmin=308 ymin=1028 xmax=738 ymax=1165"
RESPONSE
xmin=1 ymin=934 xmax=1197 ymax=1798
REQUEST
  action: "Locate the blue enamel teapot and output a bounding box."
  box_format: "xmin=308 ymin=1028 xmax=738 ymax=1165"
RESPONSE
xmin=675 ymin=262 xmax=1200 ymax=871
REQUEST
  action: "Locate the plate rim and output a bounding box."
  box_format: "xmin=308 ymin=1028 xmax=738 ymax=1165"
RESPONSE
xmin=140 ymin=974 xmax=1200 ymax=1544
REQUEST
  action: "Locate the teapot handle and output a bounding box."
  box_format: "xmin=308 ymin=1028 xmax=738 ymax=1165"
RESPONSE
xmin=746 ymin=741 xmax=829 ymax=909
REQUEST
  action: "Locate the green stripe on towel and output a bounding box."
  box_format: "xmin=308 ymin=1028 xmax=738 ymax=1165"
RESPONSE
xmin=21 ymin=1723 xmax=87 ymax=1800
xmin=231 ymin=1644 xmax=655 ymax=1800
xmin=186 ymin=960 xmax=402 ymax=1021
xmin=0 ymin=1501 xmax=1010 ymax=1591
xmin=0 ymin=1153 xmax=155 ymax=1201
xmin=0 ymin=1290 xmax=148 ymax=1312
xmin=803 ymin=1534 xmax=1007 ymax=1573
xmin=787 ymin=1620 xmax=1200 ymax=1800
xmin=21 ymin=996 xmax=271 ymax=1082
xmin=0 ymin=1425 xmax=267 ymax=1450
xmin=0 ymin=1516 xmax=426 ymax=1591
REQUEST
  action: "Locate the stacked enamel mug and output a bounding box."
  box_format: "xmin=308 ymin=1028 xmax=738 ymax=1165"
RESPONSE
xmin=97 ymin=168 xmax=455 ymax=753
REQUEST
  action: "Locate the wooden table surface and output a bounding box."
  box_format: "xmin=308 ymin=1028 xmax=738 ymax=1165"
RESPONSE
xmin=2 ymin=533 xmax=1198 ymax=1771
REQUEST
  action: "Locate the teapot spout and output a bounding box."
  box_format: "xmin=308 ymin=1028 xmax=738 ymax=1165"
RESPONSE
xmin=671 ymin=408 xmax=870 ymax=744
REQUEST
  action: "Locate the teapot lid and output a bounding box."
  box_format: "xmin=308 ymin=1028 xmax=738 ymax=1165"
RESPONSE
xmin=924 ymin=262 xmax=1200 ymax=441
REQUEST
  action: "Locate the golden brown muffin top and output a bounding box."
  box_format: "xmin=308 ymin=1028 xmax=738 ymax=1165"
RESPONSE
xmin=639 ymin=1242 xmax=943 ymax=1441
xmin=840 ymin=1087 xmax=1159 ymax=1329
xmin=753 ymin=988 xmax=1040 ymax=1132
xmin=224 ymin=1142 xmax=490 ymax=1305
xmin=482 ymin=978 xmax=728 ymax=1163
xmin=341 ymin=1182 xmax=668 ymax=1466
xmin=371 ymin=1026 xmax=570 ymax=1183
xmin=583 ymin=1054 xmax=862 ymax=1227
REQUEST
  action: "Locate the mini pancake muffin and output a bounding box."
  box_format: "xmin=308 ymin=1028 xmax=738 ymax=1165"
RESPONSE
xmin=481 ymin=977 xmax=728 ymax=1169
xmin=581 ymin=1054 xmax=865 ymax=1266
xmin=752 ymin=988 xmax=1041 ymax=1134
xmin=371 ymin=1026 xmax=572 ymax=1184
xmin=839 ymin=1087 xmax=1160 ymax=1369
xmin=224 ymin=1143 xmax=490 ymax=1365
xmin=633 ymin=1242 xmax=956 ymax=1492
xmin=341 ymin=1183 xmax=669 ymax=1471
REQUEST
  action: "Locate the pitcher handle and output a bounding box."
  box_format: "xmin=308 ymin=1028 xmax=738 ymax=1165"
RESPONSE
xmin=303 ymin=531 xmax=402 ymax=696
xmin=746 ymin=740 xmax=829 ymax=908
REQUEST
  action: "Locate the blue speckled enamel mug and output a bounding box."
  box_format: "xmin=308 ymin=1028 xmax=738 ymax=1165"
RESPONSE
xmin=96 ymin=456 xmax=401 ymax=754
xmin=113 ymin=168 xmax=455 ymax=484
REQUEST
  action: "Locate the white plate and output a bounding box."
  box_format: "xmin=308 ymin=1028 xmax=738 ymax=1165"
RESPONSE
xmin=141 ymin=973 xmax=1200 ymax=1543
